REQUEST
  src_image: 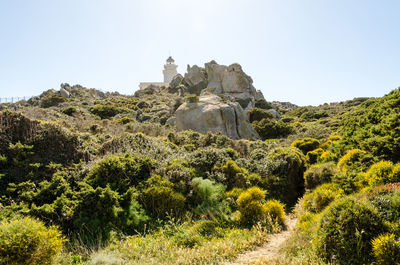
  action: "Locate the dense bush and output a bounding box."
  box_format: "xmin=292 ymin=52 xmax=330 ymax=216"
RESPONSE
xmin=90 ymin=104 xmax=121 ymax=119
xmin=305 ymin=148 xmax=324 ymax=164
xmin=300 ymin=110 xmax=329 ymax=121
xmin=252 ymin=118 xmax=293 ymax=140
xmin=304 ymin=162 xmax=336 ymax=190
xmin=302 ymin=183 xmax=343 ymax=213
xmin=248 ymin=108 xmax=273 ymax=123
xmin=216 ymin=160 xmax=248 ymax=189
xmin=372 ymin=233 xmax=400 ymax=265
xmin=61 ymin=106 xmax=78 ymax=116
xmin=141 ymin=175 xmax=186 ymax=219
xmin=0 ymin=217 xmax=65 ymax=265
xmin=188 ymin=147 xmax=231 ymax=177
xmin=337 ymin=149 xmax=375 ymax=173
xmin=161 ymin=159 xmax=194 ymax=194
xmin=265 ymin=147 xmax=306 ymax=207
xmin=236 ymin=187 xmax=266 ymax=226
xmin=191 ymin=177 xmax=230 ymax=220
xmin=86 ymin=153 xmax=154 ymax=193
xmin=366 ymin=160 xmax=400 ymax=186
xmin=339 ymin=89 xmax=400 ymax=162
xmin=236 ymin=187 xmax=285 ymax=228
xmin=291 ymin=138 xmax=320 ymax=154
xmin=254 ymin=99 xmax=273 ymax=109
xmin=40 ymin=94 xmax=66 ymax=108
xmin=263 ymin=199 xmax=285 ymax=227
xmin=316 ymin=197 xmax=387 ymax=264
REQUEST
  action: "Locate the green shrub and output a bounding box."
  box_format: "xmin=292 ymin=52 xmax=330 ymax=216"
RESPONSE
xmin=338 ymin=89 xmax=400 ymax=162
xmin=86 ymin=153 xmax=154 ymax=193
xmin=192 ymin=177 xmax=225 ymax=204
xmin=248 ymin=108 xmax=273 ymax=123
xmin=304 ymin=162 xmax=336 ymax=190
xmin=263 ymin=199 xmax=285 ymax=227
xmin=300 ymin=110 xmax=329 ymax=121
xmin=372 ymin=233 xmax=400 ymax=265
xmin=254 ymin=99 xmax=273 ymax=109
xmin=225 ymin=188 xmax=244 ymax=210
xmin=40 ymin=94 xmax=66 ymax=108
xmin=90 ymin=104 xmax=121 ymax=119
xmin=237 ymin=187 xmax=266 ymax=226
xmin=217 ymin=160 xmax=248 ymax=189
xmin=188 ymin=147 xmax=231 ymax=177
xmin=141 ymin=175 xmax=186 ymax=219
xmin=252 ymin=118 xmax=293 ymax=140
xmin=161 ymin=159 xmax=194 ymax=194
xmin=117 ymin=117 xmax=133 ymax=124
xmin=392 ymin=163 xmax=400 ymax=179
xmin=291 ymin=138 xmax=320 ymax=154
xmin=61 ymin=106 xmax=77 ymax=116
xmin=337 ymin=149 xmax=375 ymax=173
xmin=0 ymin=217 xmax=65 ymax=265
xmin=316 ymin=197 xmax=387 ymax=264
xmin=137 ymin=101 xmax=150 ymax=109
xmin=191 ymin=177 xmax=230 ymax=220
xmin=302 ymin=183 xmax=343 ymax=213
xmin=32 ymin=122 xmax=83 ymax=165
xmin=305 ymin=148 xmax=324 ymax=164
xmin=367 ymin=160 xmax=395 ymax=186
xmin=265 ymin=147 xmax=306 ymax=207
xmin=74 ymin=185 xmax=149 ymax=242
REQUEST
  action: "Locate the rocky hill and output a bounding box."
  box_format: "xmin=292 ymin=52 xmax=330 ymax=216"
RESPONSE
xmin=1 ymin=62 xmax=399 ymax=265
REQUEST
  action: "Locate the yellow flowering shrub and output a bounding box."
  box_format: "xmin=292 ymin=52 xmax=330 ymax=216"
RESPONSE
xmin=372 ymin=233 xmax=400 ymax=265
xmin=367 ymin=160 xmax=394 ymax=186
xmin=337 ymin=149 xmax=366 ymax=172
xmin=263 ymin=199 xmax=285 ymax=227
xmin=0 ymin=217 xmax=65 ymax=265
xmin=237 ymin=187 xmax=285 ymax=228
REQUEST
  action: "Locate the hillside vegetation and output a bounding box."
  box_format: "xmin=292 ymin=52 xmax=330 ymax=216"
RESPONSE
xmin=1 ymin=84 xmax=400 ymax=264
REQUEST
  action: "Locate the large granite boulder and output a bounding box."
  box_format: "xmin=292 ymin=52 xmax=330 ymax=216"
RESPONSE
xmin=184 ymin=65 xmax=207 ymax=95
xmin=175 ymin=94 xmax=259 ymax=140
xmin=169 ymin=74 xmax=184 ymax=90
xmin=181 ymin=61 xmax=264 ymax=110
xmin=60 ymin=87 xmax=70 ymax=98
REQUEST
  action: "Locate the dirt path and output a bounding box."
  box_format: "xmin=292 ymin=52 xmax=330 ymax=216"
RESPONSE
xmin=222 ymin=217 xmax=297 ymax=265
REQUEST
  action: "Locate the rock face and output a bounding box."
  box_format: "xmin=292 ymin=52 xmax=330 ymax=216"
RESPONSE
xmin=178 ymin=61 xmax=263 ymax=110
xmin=175 ymin=94 xmax=259 ymax=140
xmin=60 ymin=87 xmax=70 ymax=98
xmin=184 ymin=65 xmax=207 ymax=95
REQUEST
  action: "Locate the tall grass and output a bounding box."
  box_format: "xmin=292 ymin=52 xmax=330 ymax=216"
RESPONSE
xmin=84 ymin=222 xmax=271 ymax=265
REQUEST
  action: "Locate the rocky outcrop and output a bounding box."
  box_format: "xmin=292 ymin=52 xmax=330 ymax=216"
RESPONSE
xmin=271 ymin=101 xmax=298 ymax=111
xmin=60 ymin=87 xmax=70 ymax=98
xmin=175 ymin=94 xmax=259 ymax=140
xmin=176 ymin=61 xmax=264 ymax=110
xmin=184 ymin=65 xmax=207 ymax=95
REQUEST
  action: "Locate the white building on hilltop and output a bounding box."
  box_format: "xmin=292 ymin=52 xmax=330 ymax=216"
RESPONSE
xmin=139 ymin=56 xmax=178 ymax=90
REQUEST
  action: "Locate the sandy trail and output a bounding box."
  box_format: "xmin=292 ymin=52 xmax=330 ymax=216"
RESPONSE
xmin=222 ymin=216 xmax=297 ymax=265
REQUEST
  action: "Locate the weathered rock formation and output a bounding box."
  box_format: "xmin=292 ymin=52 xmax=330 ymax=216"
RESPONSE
xmin=175 ymin=94 xmax=259 ymax=140
xmin=60 ymin=87 xmax=70 ymax=98
xmin=175 ymin=61 xmax=264 ymax=110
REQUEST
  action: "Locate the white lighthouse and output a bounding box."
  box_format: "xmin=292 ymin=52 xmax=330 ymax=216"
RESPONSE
xmin=139 ymin=56 xmax=178 ymax=90
xmin=163 ymin=56 xmax=178 ymax=83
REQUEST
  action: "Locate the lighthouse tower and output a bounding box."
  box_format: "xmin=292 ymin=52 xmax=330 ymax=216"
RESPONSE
xmin=138 ymin=56 xmax=179 ymax=90
xmin=163 ymin=56 xmax=178 ymax=83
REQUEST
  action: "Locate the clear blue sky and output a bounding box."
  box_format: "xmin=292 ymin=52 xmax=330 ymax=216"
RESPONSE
xmin=0 ymin=0 xmax=399 ymax=106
